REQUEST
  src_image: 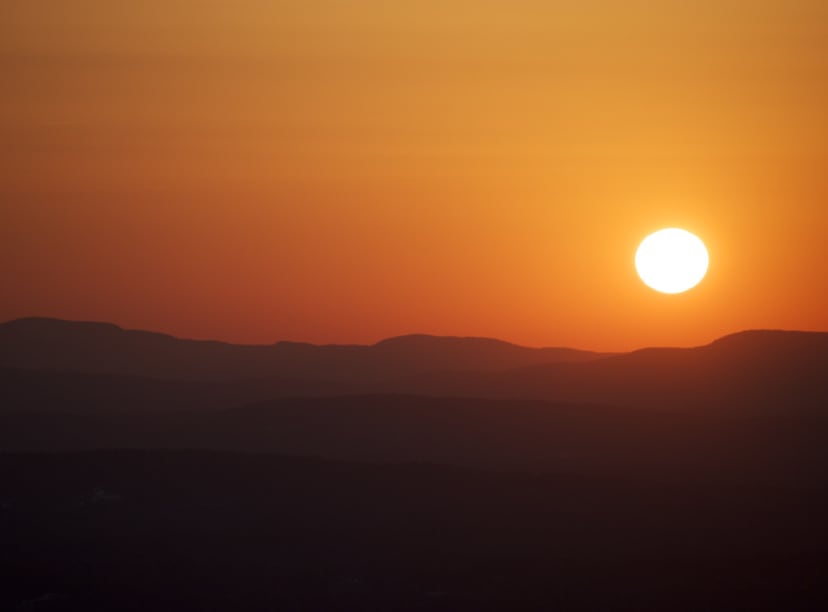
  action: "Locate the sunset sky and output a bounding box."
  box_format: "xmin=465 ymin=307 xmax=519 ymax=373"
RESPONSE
xmin=2 ymin=1 xmax=827 ymax=350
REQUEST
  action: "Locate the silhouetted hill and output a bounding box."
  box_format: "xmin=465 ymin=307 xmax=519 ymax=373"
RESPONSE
xmin=400 ymin=329 xmax=828 ymax=410
xmin=0 ymin=318 xmax=609 ymax=382
xmin=1 ymin=320 xmax=826 ymax=486
xmin=3 ymin=318 xmax=826 ymax=412
xmin=2 ymin=322 xmax=827 ymax=610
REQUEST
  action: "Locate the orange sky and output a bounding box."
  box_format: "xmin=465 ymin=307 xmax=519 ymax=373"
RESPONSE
xmin=2 ymin=1 xmax=827 ymax=350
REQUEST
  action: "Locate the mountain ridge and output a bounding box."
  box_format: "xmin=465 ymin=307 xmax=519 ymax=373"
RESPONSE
xmin=0 ymin=317 xmax=612 ymax=382
xmin=1 ymin=317 xmax=610 ymax=350
xmin=4 ymin=315 xmax=824 ymax=352
xmin=2 ymin=317 xmax=826 ymax=414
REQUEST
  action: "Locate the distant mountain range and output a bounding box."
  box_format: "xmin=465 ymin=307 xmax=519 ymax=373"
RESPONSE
xmin=409 ymin=329 xmax=828 ymax=409
xmin=1 ymin=317 xmax=827 ymax=483
xmin=3 ymin=318 xmax=828 ymax=610
xmin=1 ymin=317 xmax=826 ymax=411
xmin=0 ymin=317 xmax=610 ymax=382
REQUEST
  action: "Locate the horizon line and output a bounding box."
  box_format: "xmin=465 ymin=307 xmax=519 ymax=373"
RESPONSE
xmin=3 ymin=315 xmax=827 ymax=354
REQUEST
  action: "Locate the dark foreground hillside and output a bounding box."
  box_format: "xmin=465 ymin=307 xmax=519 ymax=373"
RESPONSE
xmin=2 ymin=393 xmax=826 ymax=490
xmin=2 ymin=323 xmax=827 ymax=610
xmin=2 ymin=451 xmax=826 ymax=612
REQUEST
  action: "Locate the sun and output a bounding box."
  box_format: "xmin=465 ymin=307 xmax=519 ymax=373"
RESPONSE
xmin=635 ymin=228 xmax=709 ymax=294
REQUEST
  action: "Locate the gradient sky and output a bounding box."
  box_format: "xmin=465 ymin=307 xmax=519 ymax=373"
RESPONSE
xmin=2 ymin=1 xmax=827 ymax=350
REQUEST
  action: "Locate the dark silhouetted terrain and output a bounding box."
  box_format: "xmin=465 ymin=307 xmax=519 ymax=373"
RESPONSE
xmin=0 ymin=318 xmax=608 ymax=383
xmin=1 ymin=318 xmax=827 ymax=610
xmin=1 ymin=394 xmax=826 ymax=489
xmin=1 ymin=451 xmax=826 ymax=611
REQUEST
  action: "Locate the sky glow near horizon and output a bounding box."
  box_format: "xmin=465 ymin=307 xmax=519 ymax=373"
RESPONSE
xmin=2 ymin=1 xmax=827 ymax=349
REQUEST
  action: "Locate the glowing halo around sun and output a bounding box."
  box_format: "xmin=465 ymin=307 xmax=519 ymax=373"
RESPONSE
xmin=635 ymin=228 xmax=709 ymax=294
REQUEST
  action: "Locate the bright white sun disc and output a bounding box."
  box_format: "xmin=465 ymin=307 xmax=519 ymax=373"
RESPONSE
xmin=635 ymin=228 xmax=709 ymax=294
